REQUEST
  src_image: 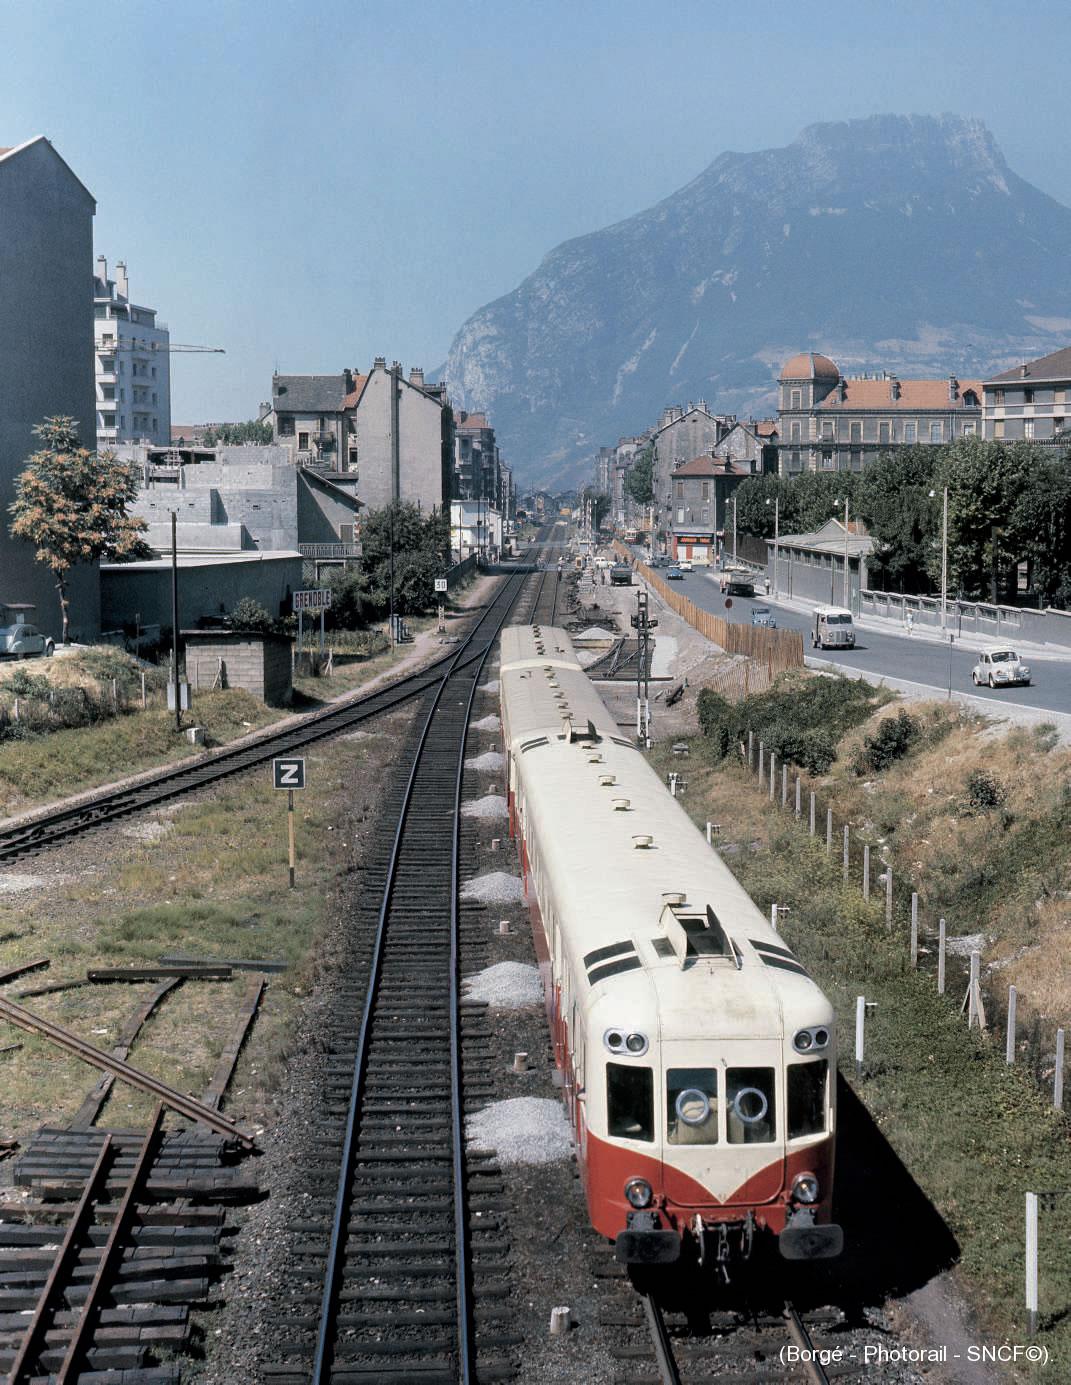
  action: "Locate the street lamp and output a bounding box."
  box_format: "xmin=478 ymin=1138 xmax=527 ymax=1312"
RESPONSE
xmin=765 ymin=496 xmax=779 ymax=596
xmin=929 ymin=487 xmax=949 ymax=631
xmin=834 ymin=496 xmax=850 ymax=609
xmin=731 ymin=495 xmax=738 ymax=564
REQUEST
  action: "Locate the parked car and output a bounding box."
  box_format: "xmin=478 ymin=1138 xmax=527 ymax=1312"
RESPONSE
xmin=648 ymin=554 xmax=668 ymax=568
xmin=972 ymin=648 xmax=1031 ymax=688
xmin=0 ymin=622 xmax=55 ymax=658
xmin=665 ymin=566 xmax=684 ymax=580
xmin=750 ymin=607 xmax=777 ymax=628
xmin=676 ymin=559 xmax=693 ymax=572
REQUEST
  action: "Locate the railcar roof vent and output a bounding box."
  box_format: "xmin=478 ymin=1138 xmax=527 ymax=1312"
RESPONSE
xmin=612 ymin=797 xmax=631 ymax=811
xmin=658 ymin=902 xmax=741 ymax=970
xmin=587 ymin=752 xmax=604 ymax=763
xmin=632 ymin=833 xmax=654 ymax=848
xmin=598 ymin=773 xmax=617 ymax=786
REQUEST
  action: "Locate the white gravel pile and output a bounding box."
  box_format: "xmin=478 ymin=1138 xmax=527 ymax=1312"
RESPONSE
xmin=460 ymin=794 xmax=508 ymax=820
xmin=467 ymin=1098 xmax=573 ymax=1165
xmin=947 ymin=932 xmax=988 ymax=957
xmin=461 ymin=871 xmax=524 ymax=903
xmin=478 ymin=679 xmax=499 ymax=694
xmin=0 ymin=873 xmax=47 ymax=893
xmin=121 ymin=820 xmax=172 ymax=842
xmin=465 ymin=751 xmax=504 ymax=772
xmin=463 ymin=961 xmax=542 ymax=1009
xmin=471 ymin=714 xmax=501 ymax=731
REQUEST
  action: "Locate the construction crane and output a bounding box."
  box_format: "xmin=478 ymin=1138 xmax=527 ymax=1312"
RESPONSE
xmin=166 ymin=344 xmax=225 ymax=353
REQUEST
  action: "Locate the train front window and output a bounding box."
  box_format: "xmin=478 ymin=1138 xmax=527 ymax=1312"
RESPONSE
xmin=726 ymin=1067 xmax=776 ymax=1144
xmin=606 ymin=1062 xmax=654 ymax=1142
xmin=667 ymin=1068 xmax=718 ymax=1144
xmin=788 ymin=1060 xmax=828 ymax=1138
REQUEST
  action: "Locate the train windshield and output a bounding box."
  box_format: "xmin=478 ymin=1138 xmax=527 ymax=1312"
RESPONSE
xmin=787 ymin=1060 xmax=828 ymax=1138
xmin=606 ymin=1062 xmax=654 ymax=1141
xmin=666 ymin=1068 xmax=719 ymax=1145
xmin=726 ymin=1067 xmax=776 ymax=1144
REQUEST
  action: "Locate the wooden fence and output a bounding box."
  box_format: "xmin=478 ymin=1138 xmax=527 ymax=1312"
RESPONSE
xmin=612 ymin=541 xmax=803 ymax=676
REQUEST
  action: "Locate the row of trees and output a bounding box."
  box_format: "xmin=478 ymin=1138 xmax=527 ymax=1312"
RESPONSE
xmin=733 ymin=439 xmax=1071 ymax=607
xmin=322 ymin=503 xmax=451 ymax=627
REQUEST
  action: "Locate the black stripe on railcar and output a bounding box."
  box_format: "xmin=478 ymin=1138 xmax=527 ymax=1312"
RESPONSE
xmin=584 ymin=940 xmax=636 ymax=969
xmin=587 ymin=956 xmax=643 ymax=986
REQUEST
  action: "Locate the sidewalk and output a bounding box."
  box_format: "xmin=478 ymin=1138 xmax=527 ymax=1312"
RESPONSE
xmin=701 ymin=570 xmax=1071 ymax=662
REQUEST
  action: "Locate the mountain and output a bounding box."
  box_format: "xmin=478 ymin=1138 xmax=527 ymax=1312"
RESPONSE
xmin=441 ymin=115 xmax=1071 ymax=488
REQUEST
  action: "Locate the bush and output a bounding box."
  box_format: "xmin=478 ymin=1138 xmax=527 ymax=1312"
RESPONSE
xmin=964 ymin=769 xmax=1008 ymax=812
xmin=853 ymin=709 xmax=921 ymax=774
xmin=696 ymin=689 xmax=731 ymax=759
xmin=1 ymin=668 xmax=52 ymax=699
xmin=224 ymin=597 xmax=276 ymax=634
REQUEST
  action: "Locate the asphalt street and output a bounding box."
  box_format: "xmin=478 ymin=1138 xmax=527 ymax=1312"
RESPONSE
xmin=661 ymin=568 xmax=1071 ymax=717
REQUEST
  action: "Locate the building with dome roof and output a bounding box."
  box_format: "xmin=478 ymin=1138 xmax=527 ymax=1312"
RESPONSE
xmin=777 ymin=351 xmax=982 ymax=475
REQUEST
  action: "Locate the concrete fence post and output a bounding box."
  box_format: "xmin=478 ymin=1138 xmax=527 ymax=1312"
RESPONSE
xmin=758 ymin=742 xmax=764 ymax=788
xmin=1056 ymin=1029 xmax=1065 ymax=1110
xmin=781 ymin=764 xmax=788 ymax=809
xmin=910 ymin=892 xmax=918 ymax=968
xmin=967 ymin=951 xmax=982 ymax=1028
xmin=794 ymin=776 xmax=801 ymax=818
xmin=885 ymin=868 xmax=893 ymax=930
xmin=842 ymin=826 xmax=849 ymax=881
xmin=938 ymin=918 xmax=946 ymax=995
xmin=1026 ymin=1192 xmax=1039 ymax=1335
xmin=809 ymin=791 xmax=816 ymax=836
xmin=140 ymin=671 xmax=147 ymax=709
xmin=1006 ymin=985 xmax=1017 ymax=1064
xmin=855 ymin=996 xmax=866 ymax=1077
xmin=862 ymin=845 xmax=870 ymax=901
xmin=769 ymin=752 xmax=776 ymax=802
xmin=826 ymin=808 xmax=832 ymax=854
xmin=748 ymin=729 xmax=754 ymax=768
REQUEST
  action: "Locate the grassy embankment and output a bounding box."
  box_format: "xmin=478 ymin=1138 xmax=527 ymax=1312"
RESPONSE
xmin=0 ymin=718 xmax=405 ymax=1142
xmin=652 ymin=674 xmax=1071 ymax=1369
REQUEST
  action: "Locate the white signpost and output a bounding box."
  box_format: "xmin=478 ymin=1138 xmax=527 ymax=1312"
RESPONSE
xmin=294 ymin=588 xmax=331 ymax=654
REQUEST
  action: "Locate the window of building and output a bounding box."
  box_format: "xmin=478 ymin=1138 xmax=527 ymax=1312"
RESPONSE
xmin=930 ymin=421 xmax=944 ymax=443
xmin=676 ymin=507 xmax=685 ymax=524
xmin=101 ymin=386 xmax=115 ymax=401
xmin=993 ymin=389 xmax=1005 ymax=405
xmin=903 ymin=421 xmax=916 ymax=443
xmin=849 ymin=421 xmax=861 ymax=442
xmin=607 ymin=1063 xmax=653 ymax=1142
xmin=820 ymin=420 xmax=833 ymax=440
xmin=850 ymin=448 xmax=863 ymax=471
xmin=962 ymin=421 xmax=976 ymax=436
xmin=790 ymin=421 xmax=801 ymax=442
xmin=701 ymin=507 xmax=709 ymax=523
xmin=1055 ymin=389 xmax=1066 ymax=406
xmin=790 ymin=389 xmax=801 ymax=409
xmin=788 ymin=1061 xmax=828 ymax=1138
xmin=962 ymin=390 xmax=979 ymax=406
xmin=879 ymin=421 xmax=891 ymax=444
xmin=279 ymin=417 xmax=295 ymax=437
xmin=726 ymin=1067 xmax=775 ymax=1144
xmin=821 ymin=450 xmax=835 ymax=470
xmin=1024 ymin=388 xmax=1034 ymax=404
xmin=701 ymin=481 xmax=710 ymax=501
xmin=152 ymin=417 xmax=157 ymax=431
xmin=102 ymin=414 xmax=115 ymax=427
xmin=298 ymin=431 xmax=309 ymax=450
xmin=1054 ymin=417 xmax=1065 ymax=435
xmin=676 ymin=481 xmax=684 ymax=499
xmin=994 ymin=420 xmax=1005 ymax=439
xmin=1024 ymin=419 xmax=1035 ymax=439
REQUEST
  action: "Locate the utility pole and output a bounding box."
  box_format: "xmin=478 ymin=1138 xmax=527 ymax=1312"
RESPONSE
xmin=631 ymin=590 xmax=657 ymax=747
xmin=170 ymin=510 xmax=181 ymax=732
xmin=732 ymin=495 xmax=738 ymax=564
xmin=842 ymin=496 xmax=851 ymax=609
xmin=766 ymin=496 xmax=779 ymax=596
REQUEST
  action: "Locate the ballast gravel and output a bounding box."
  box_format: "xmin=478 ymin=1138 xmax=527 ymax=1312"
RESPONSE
xmin=463 ymin=961 xmax=543 ymax=1009
xmin=465 ymin=750 xmax=505 ymax=772
xmin=478 ymin=679 xmax=499 ymax=694
xmin=460 ymin=794 xmax=508 ymax=820
xmin=0 ymin=873 xmax=48 ymax=893
xmin=471 ymin=714 xmax=501 ymax=731
xmin=460 ymin=870 xmax=525 ymax=903
xmin=466 ymin=1097 xmax=573 ymax=1165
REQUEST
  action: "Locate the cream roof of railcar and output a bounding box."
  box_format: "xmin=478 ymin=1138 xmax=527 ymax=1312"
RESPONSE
xmin=500 ymin=628 xmax=832 ymax=1041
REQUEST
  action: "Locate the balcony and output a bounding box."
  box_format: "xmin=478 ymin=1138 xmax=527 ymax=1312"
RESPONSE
xmin=298 ymin=542 xmax=361 ymax=560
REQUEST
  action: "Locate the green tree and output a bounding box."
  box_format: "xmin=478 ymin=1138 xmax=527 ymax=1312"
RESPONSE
xmin=853 ymin=447 xmax=941 ymax=591
xmin=357 ymin=502 xmax=451 ymax=618
xmin=202 ymin=420 xmax=273 ymax=446
xmin=624 ymin=446 xmax=655 ymax=507
xmin=1006 ymin=454 xmax=1071 ymax=608
xmin=938 ymin=438 xmax=1036 ymax=602
xmin=8 ymin=417 xmax=152 ymax=643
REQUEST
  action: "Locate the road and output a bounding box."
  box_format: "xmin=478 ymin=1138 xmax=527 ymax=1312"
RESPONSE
xmin=659 ymin=568 xmax=1071 ymax=718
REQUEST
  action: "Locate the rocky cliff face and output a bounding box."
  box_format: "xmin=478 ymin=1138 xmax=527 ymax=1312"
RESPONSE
xmin=441 ymin=115 xmax=1071 ymax=487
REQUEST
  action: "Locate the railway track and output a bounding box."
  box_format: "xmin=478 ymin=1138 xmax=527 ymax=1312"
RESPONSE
xmin=263 ymin=566 xmax=536 ymax=1383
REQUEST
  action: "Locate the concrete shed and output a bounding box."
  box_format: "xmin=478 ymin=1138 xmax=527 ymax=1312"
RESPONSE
xmin=100 ymin=552 xmax=303 ymax=632
xmin=183 ymin=629 xmax=294 ymax=706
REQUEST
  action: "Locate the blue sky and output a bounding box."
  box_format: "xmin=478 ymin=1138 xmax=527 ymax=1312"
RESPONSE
xmin=2 ymin=0 xmax=1070 ymax=424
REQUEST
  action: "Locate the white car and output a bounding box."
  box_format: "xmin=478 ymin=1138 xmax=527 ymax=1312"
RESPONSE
xmin=972 ymin=648 xmax=1030 ymax=688
xmin=676 ymin=559 xmax=694 ymax=572
xmin=0 ymin=622 xmax=55 ymax=658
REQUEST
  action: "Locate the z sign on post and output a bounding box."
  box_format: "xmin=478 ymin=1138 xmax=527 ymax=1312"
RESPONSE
xmin=272 ymin=758 xmax=306 ymax=790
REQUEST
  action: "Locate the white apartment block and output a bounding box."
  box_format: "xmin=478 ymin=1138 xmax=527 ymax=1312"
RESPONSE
xmin=94 ymin=256 xmax=171 ymax=446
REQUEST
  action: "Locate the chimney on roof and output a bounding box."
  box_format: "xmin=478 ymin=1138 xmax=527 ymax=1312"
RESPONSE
xmin=96 ymin=254 xmax=107 ymax=287
xmin=890 ymin=376 xmax=901 ymax=401
xmin=838 ymin=377 xmax=847 ymax=402
xmin=115 ymin=261 xmax=128 ymax=298
xmin=343 ymin=368 xmax=354 ymax=393
xmin=948 ymin=375 xmax=959 ymax=402
xmin=374 ymin=356 xmax=387 ymax=369
xmin=409 ymin=366 xmax=424 ymax=387
xmin=1020 ymin=363 xmax=1029 ymax=379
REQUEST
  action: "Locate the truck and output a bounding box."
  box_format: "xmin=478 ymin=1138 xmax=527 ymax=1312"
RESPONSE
xmin=811 ymin=607 xmax=856 ymax=650
xmin=721 ymin=568 xmax=755 ymax=597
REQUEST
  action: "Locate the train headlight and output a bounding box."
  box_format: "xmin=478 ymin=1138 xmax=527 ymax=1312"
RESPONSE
xmin=793 ymin=1029 xmax=813 ymax=1052
xmin=813 ymin=1028 xmax=829 ymax=1049
xmin=604 ymin=1030 xmax=625 ymax=1053
xmin=624 ymin=1177 xmax=653 ymax=1209
xmin=625 ymin=1032 xmax=648 ymax=1055
xmin=675 ymin=1089 xmax=711 ymax=1126
xmin=792 ymin=1173 xmax=820 ymax=1205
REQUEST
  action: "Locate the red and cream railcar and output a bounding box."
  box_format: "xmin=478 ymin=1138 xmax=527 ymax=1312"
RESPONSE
xmin=499 ymin=624 xmax=843 ymax=1267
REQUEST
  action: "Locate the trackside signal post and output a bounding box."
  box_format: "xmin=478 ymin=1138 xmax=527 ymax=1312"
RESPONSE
xmin=631 ymin=589 xmax=657 ymax=746
xmin=273 ymin=757 xmax=306 ymax=887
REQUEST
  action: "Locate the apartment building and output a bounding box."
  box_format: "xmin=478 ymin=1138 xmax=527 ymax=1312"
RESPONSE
xmin=94 ymin=257 xmax=171 ymax=446
xmin=777 ymin=352 xmax=981 ymax=473
xmin=983 ymin=346 xmax=1071 ymax=442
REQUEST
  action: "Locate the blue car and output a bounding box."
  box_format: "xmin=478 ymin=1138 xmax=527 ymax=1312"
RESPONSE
xmin=666 ymin=566 xmax=684 ymax=580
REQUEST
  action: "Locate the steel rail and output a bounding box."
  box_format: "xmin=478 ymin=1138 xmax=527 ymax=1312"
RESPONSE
xmin=784 ymin=1299 xmax=831 ymax=1385
xmin=640 ymin=1292 xmax=683 ymax=1385
xmin=309 ymin=570 xmax=527 ymax=1383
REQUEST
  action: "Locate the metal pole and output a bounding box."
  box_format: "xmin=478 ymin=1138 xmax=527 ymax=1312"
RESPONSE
xmin=862 ymin=844 xmax=870 ymax=901
xmin=1055 ymin=1028 xmax=1065 ymax=1110
xmin=842 ymin=825 xmax=849 ymax=881
xmin=732 ymin=496 xmax=737 ymax=564
xmin=938 ymin=918 xmax=947 ymax=995
xmin=170 ymin=510 xmax=180 ymax=732
xmin=773 ymin=498 xmax=779 ymax=598
xmin=855 ymin=995 xmax=865 ymax=1077
xmin=941 ymin=485 xmax=948 ymax=633
xmin=1006 ymin=985 xmax=1017 ymax=1064
xmin=843 ymin=497 xmax=851 ymax=609
xmin=389 ymin=505 xmax=396 ymax=647
xmin=1025 ymin=1192 xmax=1039 ymax=1335
xmin=910 ymin=892 xmax=918 ymax=967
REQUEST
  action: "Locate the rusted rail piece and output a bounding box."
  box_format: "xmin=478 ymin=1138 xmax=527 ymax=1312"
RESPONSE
xmin=0 ymin=994 xmax=256 ymax=1149
xmin=160 ymin=953 xmax=288 ymax=973
xmin=88 ymin=965 xmax=233 ymax=982
xmin=72 ymin=977 xmax=184 ymax=1129
xmin=6 ymin=1135 xmax=113 ymax=1383
xmin=57 ymin=1106 xmax=164 ymax=1382
xmin=202 ymin=976 xmax=265 ymax=1110
xmin=14 ymin=980 xmax=87 ymax=999
xmin=0 ymin=958 xmax=50 ymax=986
